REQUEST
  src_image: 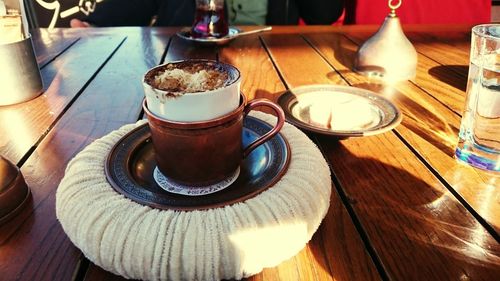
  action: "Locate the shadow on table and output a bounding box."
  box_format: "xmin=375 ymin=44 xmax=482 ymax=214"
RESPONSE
xmin=328 ymin=33 xmax=357 ymax=71
xmin=308 ymin=141 xmax=500 ymax=280
xmin=428 ymin=65 xmax=468 ymax=92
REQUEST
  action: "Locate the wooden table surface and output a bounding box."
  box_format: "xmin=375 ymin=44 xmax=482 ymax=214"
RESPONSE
xmin=0 ymin=25 xmax=499 ymax=281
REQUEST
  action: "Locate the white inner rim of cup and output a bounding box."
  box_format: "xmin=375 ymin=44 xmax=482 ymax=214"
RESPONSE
xmin=144 ymin=59 xmax=241 ymax=96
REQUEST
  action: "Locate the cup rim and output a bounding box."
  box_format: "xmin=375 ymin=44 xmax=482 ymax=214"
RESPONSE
xmin=143 ymin=94 xmax=246 ymax=129
xmin=143 ymin=59 xmax=241 ymax=96
xmin=472 ymin=24 xmax=500 ymax=40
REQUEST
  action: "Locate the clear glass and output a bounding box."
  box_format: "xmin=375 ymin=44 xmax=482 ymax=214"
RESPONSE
xmin=191 ymin=0 xmax=228 ymax=38
xmin=456 ymin=24 xmax=500 ymax=172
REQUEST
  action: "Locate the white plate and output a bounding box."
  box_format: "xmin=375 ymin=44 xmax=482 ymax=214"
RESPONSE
xmin=277 ymin=85 xmax=402 ymax=137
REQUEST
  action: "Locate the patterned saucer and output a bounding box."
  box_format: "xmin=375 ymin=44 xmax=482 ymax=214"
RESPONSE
xmin=176 ymin=27 xmax=241 ymax=46
xmin=176 ymin=26 xmax=272 ymax=46
xmin=278 ymin=84 xmax=402 ymax=137
xmin=104 ymin=116 xmax=290 ymax=211
xmin=153 ymin=166 xmax=240 ymax=196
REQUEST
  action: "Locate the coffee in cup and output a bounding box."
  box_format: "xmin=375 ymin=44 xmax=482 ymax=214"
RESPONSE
xmin=143 ymin=59 xmax=240 ymax=122
xmin=143 ymin=94 xmax=285 ymax=186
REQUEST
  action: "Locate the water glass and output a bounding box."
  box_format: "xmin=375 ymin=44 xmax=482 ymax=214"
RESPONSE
xmin=456 ymin=24 xmax=500 ymax=172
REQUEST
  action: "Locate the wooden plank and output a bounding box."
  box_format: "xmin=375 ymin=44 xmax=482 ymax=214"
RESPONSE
xmin=218 ymin=34 xmax=284 ymax=101
xmin=261 ymin=34 xmax=347 ymax=88
xmin=409 ymin=53 xmax=467 ymax=115
xmin=263 ymin=31 xmax=500 ymax=280
xmin=314 ymin=187 xmax=381 ymax=281
xmin=319 ymin=134 xmax=500 ymax=281
xmin=84 ymin=265 xmax=130 ymax=281
xmin=30 ymin=29 xmax=80 ymax=68
xmin=219 ymin=34 xmax=380 ymax=281
xmin=164 ymin=35 xmax=218 ymax=62
xmin=0 ymin=35 xmax=125 ymax=165
xmin=407 ymin=31 xmax=471 ymax=74
xmin=304 ymin=31 xmax=500 ymax=236
xmin=0 ymin=29 xmax=169 ymax=281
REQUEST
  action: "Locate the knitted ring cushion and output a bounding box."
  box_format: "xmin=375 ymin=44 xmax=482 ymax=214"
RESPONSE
xmin=56 ymin=111 xmax=331 ymax=281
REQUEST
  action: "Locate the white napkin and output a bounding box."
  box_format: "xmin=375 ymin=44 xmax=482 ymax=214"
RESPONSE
xmin=295 ymin=92 xmax=380 ymax=130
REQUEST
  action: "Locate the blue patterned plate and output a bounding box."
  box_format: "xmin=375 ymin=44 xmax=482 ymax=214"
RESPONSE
xmin=105 ymin=116 xmax=290 ymax=211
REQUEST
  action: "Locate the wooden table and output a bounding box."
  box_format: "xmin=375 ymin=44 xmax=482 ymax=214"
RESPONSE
xmin=1 ymin=25 xmax=499 ymax=281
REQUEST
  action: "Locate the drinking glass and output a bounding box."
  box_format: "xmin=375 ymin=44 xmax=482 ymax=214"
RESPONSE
xmin=456 ymin=24 xmax=500 ymax=172
xmin=191 ymin=0 xmax=228 ymax=38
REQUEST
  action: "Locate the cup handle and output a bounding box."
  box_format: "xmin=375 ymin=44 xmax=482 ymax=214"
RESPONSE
xmin=242 ymin=99 xmax=285 ymax=158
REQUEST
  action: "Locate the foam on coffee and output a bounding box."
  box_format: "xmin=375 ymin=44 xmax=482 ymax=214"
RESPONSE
xmin=147 ymin=61 xmax=230 ymax=94
xmin=143 ymin=59 xmax=241 ymax=121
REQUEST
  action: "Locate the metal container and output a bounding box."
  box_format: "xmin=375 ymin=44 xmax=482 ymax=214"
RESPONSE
xmin=354 ymin=0 xmax=417 ymax=82
xmin=0 ymin=35 xmax=43 ymax=106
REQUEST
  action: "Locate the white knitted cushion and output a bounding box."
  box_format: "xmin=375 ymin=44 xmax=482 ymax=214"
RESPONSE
xmin=56 ymin=111 xmax=331 ymax=281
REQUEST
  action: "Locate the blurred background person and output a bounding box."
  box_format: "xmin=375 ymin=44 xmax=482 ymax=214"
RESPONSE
xmin=70 ymin=0 xmax=345 ymax=27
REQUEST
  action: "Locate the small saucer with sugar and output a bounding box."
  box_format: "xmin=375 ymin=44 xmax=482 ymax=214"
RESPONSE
xmin=278 ymin=85 xmax=402 ymax=137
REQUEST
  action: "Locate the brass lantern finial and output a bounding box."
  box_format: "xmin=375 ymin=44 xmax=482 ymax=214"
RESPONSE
xmin=388 ymin=0 xmax=402 ymax=17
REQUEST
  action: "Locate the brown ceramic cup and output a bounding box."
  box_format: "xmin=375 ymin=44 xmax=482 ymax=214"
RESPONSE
xmin=143 ymin=94 xmax=285 ymax=186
